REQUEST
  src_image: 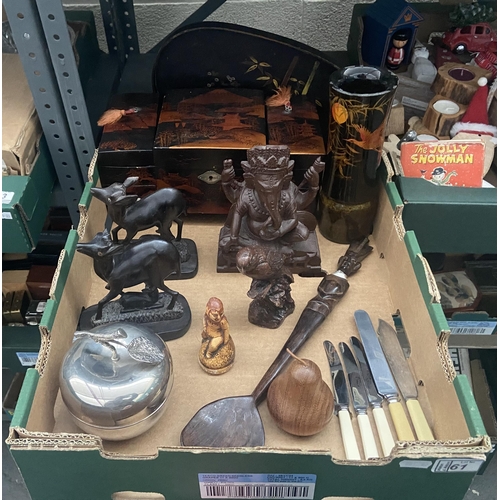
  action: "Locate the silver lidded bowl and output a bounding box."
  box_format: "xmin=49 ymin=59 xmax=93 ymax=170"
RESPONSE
xmin=60 ymin=322 xmax=173 ymax=441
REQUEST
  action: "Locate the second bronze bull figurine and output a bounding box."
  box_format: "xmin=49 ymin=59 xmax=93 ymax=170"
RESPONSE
xmin=77 ymin=182 xmax=194 ymax=340
xmin=77 ymin=230 xmax=181 ymax=320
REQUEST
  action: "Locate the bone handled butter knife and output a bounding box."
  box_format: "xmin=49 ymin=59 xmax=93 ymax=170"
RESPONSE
xmin=354 ymin=310 xmax=416 ymax=442
xmin=350 ymin=336 xmax=396 ymax=457
xmin=339 ymin=342 xmax=379 ymax=459
xmin=324 ymin=340 xmax=361 ymax=460
xmin=377 ymin=319 xmax=435 ymax=441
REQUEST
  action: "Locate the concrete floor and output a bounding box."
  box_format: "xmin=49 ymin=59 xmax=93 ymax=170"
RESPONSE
xmin=2 ymin=420 xmax=497 ymax=499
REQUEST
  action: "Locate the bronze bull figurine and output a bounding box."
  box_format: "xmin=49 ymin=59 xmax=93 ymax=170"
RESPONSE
xmin=77 ymin=229 xmax=181 ymax=320
xmin=91 ymin=177 xmax=186 ymax=243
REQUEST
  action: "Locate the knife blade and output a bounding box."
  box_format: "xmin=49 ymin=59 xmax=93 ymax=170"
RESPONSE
xmin=353 ymin=310 xmax=416 ymax=441
xmin=323 ymin=340 xmax=361 ymax=460
xmin=377 ymin=319 xmax=434 ymax=441
xmin=339 ymin=342 xmax=379 ymax=459
xmin=350 ymin=336 xmax=396 ymax=456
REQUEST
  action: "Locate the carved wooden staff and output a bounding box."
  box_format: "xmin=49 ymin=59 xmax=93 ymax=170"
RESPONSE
xmin=181 ymin=238 xmax=373 ymax=448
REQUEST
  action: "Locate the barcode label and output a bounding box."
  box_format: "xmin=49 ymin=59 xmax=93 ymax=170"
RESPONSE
xmin=16 ymin=352 xmax=38 ymax=367
xmin=202 ymin=484 xmax=312 ymax=498
xmin=449 ymin=321 xmax=496 ymax=336
xmin=432 ymin=459 xmax=483 ymax=473
xmin=199 ymin=474 xmax=315 ymax=499
xmin=448 ymin=348 xmax=462 ymax=373
xmin=454 ymin=328 xmax=487 ymax=334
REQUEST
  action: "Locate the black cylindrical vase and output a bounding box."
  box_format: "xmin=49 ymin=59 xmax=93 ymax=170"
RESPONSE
xmin=318 ymin=66 xmax=398 ymax=244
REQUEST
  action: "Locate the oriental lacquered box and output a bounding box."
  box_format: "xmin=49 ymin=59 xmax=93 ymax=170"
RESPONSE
xmin=267 ymin=96 xmax=325 ymax=173
xmin=97 ymin=93 xmax=159 ymax=167
xmin=153 ymin=88 xmax=326 ymax=214
xmin=153 ymin=87 xmax=267 ymax=214
xmin=96 ymin=89 xmax=326 ymax=214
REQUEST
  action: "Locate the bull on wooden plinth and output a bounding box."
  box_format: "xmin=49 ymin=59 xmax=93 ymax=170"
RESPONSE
xmin=77 ymin=177 xmax=196 ymax=341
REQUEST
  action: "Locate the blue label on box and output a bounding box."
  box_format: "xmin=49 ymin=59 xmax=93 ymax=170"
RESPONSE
xmin=198 ymin=473 xmax=316 ymax=499
xmin=448 ymin=321 xmax=496 ymax=335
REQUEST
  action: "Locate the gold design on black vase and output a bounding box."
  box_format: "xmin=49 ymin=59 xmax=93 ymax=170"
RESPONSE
xmin=328 ymin=94 xmax=392 ymax=178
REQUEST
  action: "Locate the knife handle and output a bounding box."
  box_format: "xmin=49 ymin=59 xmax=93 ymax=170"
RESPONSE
xmin=388 ymin=401 xmax=416 ymax=441
xmin=372 ymin=407 xmax=396 ymax=456
xmin=407 ymin=399 xmax=434 ymax=441
xmin=357 ymin=414 xmax=379 ymax=459
xmin=338 ymin=409 xmax=361 ymax=460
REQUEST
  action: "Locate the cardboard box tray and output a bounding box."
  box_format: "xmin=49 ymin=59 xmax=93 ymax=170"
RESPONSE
xmin=7 ymin=175 xmax=490 ymax=500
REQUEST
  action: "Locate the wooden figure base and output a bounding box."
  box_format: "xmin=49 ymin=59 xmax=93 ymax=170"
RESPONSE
xmin=171 ymin=239 xmax=198 ymax=280
xmin=248 ymin=297 xmax=295 ymax=329
xmin=198 ymin=337 xmax=235 ymax=375
xmin=199 ymin=360 xmax=234 ymax=375
xmin=78 ymin=293 xmax=192 ymax=341
xmin=216 ymin=228 xmax=324 ymax=278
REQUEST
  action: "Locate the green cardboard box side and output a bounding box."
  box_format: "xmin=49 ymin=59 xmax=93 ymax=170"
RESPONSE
xmin=384 ymin=182 xmax=487 ymax=437
xmin=2 ymin=137 xmax=56 ymax=253
xmin=2 ymin=326 xmax=41 ymax=374
xmin=2 ymin=225 xmax=78 ymax=374
xmin=7 ymin=176 xmax=489 ymax=500
xmin=393 ymin=176 xmax=497 ymax=255
xmin=8 ymin=445 xmax=485 ymax=500
xmin=386 ymin=179 xmax=497 ymax=345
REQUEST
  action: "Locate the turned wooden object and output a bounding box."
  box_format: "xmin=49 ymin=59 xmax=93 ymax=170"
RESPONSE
xmin=407 ymin=116 xmax=439 ymax=140
xmin=422 ymin=95 xmax=467 ymax=138
xmin=267 ymin=350 xmax=334 ymax=437
xmin=431 ymin=63 xmax=493 ymax=105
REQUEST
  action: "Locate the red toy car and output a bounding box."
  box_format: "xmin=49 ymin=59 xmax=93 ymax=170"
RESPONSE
xmin=442 ymin=22 xmax=497 ymax=54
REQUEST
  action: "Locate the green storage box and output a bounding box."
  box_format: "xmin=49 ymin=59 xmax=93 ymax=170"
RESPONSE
xmin=2 ymin=138 xmax=56 ymax=253
xmin=2 ymin=326 xmax=41 ymax=373
xmin=7 ymin=176 xmax=490 ymax=500
xmin=393 ymin=176 xmax=497 ymax=255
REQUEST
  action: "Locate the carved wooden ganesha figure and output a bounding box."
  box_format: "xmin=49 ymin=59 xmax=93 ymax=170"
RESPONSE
xmin=217 ymin=145 xmax=324 ymax=277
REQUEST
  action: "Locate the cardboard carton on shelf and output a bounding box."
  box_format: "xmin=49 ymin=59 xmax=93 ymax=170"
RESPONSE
xmin=2 ymin=138 xmax=57 ymax=253
xmin=2 ymin=53 xmax=42 ymax=176
xmin=6 ymin=158 xmax=490 ymax=500
xmin=382 ymin=137 xmax=497 ymax=255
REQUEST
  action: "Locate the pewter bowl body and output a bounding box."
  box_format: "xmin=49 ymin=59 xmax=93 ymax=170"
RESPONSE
xmin=59 ymin=322 xmax=173 ymax=441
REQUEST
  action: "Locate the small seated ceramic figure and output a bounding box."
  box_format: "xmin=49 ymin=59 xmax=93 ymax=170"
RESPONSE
xmin=199 ymin=297 xmax=235 ymax=375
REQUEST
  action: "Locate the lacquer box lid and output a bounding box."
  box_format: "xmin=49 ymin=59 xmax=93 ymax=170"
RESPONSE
xmin=97 ymin=93 xmax=159 ymax=166
xmin=154 ymin=88 xmax=266 ymax=151
xmin=267 ymin=97 xmax=325 ymax=156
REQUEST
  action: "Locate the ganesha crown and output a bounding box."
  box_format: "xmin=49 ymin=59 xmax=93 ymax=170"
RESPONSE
xmin=244 ymin=145 xmax=291 ymax=172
